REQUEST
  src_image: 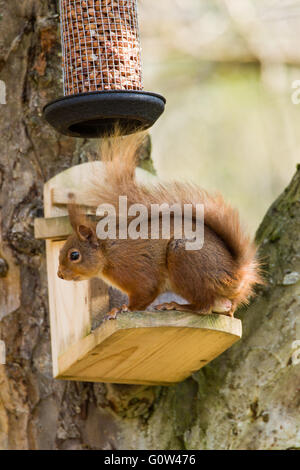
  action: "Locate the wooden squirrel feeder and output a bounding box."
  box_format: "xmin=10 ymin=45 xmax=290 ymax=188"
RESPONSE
xmin=44 ymin=0 xmax=166 ymax=138
xmin=34 ymin=163 xmax=242 ymax=386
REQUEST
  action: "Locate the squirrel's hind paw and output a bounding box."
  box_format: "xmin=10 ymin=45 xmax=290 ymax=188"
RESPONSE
xmin=155 ymin=299 xmax=235 ymax=317
xmin=211 ymin=298 xmax=233 ymax=315
xmin=155 ymin=302 xmax=204 ymax=313
xmin=155 ymin=301 xmax=181 ymax=311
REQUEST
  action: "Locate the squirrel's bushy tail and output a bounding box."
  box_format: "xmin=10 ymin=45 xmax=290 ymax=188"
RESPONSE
xmin=98 ymin=129 xmax=145 ymax=187
xmin=195 ymin=188 xmax=262 ymax=304
xmin=86 ymin=131 xmax=262 ymax=305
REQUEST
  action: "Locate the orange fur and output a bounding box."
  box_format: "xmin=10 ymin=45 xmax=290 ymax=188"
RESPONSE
xmin=58 ymin=129 xmax=263 ymax=316
xmin=83 ymin=132 xmax=262 ymax=307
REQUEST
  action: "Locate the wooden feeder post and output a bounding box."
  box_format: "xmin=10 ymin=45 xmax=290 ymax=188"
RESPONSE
xmin=44 ymin=0 xmax=166 ymax=137
xmin=34 ymin=162 xmax=242 ymax=386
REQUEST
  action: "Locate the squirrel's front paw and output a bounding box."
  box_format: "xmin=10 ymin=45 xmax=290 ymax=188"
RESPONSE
xmin=104 ymin=304 xmax=129 ymax=321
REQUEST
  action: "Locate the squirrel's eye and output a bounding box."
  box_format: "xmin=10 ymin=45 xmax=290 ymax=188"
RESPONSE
xmin=69 ymin=251 xmax=81 ymax=261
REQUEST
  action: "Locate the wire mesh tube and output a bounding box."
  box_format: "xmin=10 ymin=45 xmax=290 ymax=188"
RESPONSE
xmin=60 ymin=0 xmax=143 ymax=96
xmin=44 ymin=0 xmax=164 ymax=137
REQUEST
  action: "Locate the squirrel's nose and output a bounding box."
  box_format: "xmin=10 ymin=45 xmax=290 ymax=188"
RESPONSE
xmin=57 ymin=270 xmax=64 ymax=280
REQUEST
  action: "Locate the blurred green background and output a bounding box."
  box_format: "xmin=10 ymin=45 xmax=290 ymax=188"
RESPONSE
xmin=138 ymin=0 xmax=300 ymax=235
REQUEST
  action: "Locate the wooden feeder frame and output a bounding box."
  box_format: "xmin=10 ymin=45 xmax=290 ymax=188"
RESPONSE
xmin=44 ymin=0 xmax=166 ymax=137
xmin=34 ymin=162 xmax=242 ymax=386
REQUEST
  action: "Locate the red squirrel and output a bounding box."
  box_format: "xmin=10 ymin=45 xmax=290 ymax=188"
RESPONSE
xmin=57 ymin=132 xmax=262 ymax=318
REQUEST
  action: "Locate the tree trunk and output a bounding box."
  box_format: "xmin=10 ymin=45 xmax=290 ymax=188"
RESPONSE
xmin=0 ymin=1 xmax=299 ymax=450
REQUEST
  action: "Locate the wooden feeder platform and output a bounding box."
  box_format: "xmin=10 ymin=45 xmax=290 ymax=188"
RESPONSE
xmin=35 ymin=162 xmax=242 ymax=386
xmin=57 ymin=311 xmax=241 ymax=386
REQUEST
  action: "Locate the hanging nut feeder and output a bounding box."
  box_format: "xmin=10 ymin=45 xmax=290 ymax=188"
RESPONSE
xmin=44 ymin=0 xmax=166 ymax=138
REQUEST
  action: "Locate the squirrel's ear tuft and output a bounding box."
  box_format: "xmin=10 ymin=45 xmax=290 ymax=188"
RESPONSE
xmin=67 ymin=198 xmax=84 ymax=232
xmin=67 ymin=196 xmax=87 ymax=232
xmin=78 ymin=224 xmax=94 ymax=242
xmin=77 ymin=223 xmax=99 ymax=246
xmin=67 ymin=197 xmax=98 ymax=245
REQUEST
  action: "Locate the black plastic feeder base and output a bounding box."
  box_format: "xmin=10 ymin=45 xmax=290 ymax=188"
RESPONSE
xmin=43 ymin=90 xmax=166 ymax=138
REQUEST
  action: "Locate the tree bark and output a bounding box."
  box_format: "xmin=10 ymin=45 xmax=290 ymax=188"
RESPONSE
xmin=0 ymin=1 xmax=299 ymax=450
